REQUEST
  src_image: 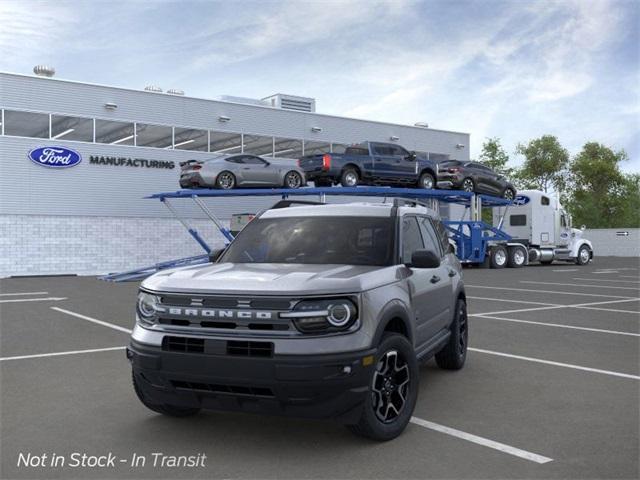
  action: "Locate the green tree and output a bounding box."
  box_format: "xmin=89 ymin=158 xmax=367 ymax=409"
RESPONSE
xmin=565 ymin=142 xmax=638 ymax=228
xmin=479 ymin=137 xmax=512 ymax=176
xmin=516 ymin=135 xmax=569 ymax=193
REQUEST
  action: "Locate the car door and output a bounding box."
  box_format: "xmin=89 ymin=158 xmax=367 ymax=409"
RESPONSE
xmin=389 ymin=144 xmax=418 ymax=180
xmin=238 ymin=155 xmax=274 ymax=185
xmin=401 ymin=216 xmax=450 ymax=348
xmin=371 ymin=143 xmax=397 ymax=181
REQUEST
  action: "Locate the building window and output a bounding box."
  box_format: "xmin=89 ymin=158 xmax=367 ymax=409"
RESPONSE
xmin=429 ymin=153 xmax=451 ymax=163
xmin=303 ymin=140 xmax=331 ymax=155
xmin=3 ymin=110 xmax=49 ymax=138
xmin=51 ymin=114 xmax=93 ymax=142
xmin=95 ymin=119 xmax=135 ymax=145
xmin=135 ymin=123 xmax=173 ymax=148
xmin=173 ymin=127 xmax=208 ymax=151
xmin=210 ymin=131 xmax=243 ymax=154
xmin=331 ymin=143 xmax=347 ymax=154
xmin=273 ymin=137 xmax=303 ymax=159
xmin=243 ymin=134 xmax=274 ymax=156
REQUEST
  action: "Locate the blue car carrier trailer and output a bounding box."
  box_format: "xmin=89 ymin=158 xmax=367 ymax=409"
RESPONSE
xmin=101 ymin=186 xmax=515 ymax=282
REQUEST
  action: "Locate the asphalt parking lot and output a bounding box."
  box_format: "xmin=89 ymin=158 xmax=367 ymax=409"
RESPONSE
xmin=1 ymin=257 xmax=638 ymax=479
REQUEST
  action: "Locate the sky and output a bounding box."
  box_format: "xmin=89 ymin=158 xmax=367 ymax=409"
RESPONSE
xmin=1 ymin=0 xmax=638 ymax=172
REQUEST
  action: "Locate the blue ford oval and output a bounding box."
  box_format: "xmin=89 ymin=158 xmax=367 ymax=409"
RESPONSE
xmin=28 ymin=146 xmax=82 ymax=168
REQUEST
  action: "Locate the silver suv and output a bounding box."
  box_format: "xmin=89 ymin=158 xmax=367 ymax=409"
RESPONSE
xmin=128 ymin=199 xmax=468 ymax=440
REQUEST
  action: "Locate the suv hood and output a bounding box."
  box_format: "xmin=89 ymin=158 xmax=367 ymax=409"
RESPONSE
xmin=142 ymin=262 xmax=401 ymax=296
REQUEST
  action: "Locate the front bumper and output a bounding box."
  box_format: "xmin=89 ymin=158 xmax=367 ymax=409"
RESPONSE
xmin=128 ymin=339 xmax=376 ymax=423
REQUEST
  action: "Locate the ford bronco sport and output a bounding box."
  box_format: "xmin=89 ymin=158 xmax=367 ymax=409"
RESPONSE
xmin=128 ymin=199 xmax=468 ymax=440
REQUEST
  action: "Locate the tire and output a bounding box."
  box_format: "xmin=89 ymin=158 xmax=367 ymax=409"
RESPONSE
xmin=216 ymin=171 xmax=236 ymax=189
xmin=340 ymin=168 xmax=359 ymax=187
xmin=507 ymin=246 xmax=526 ymax=268
xmin=503 ymin=188 xmax=516 ymax=201
xmin=132 ymin=371 xmax=200 ymax=417
xmin=435 ymin=298 xmax=468 ymax=370
xmin=347 ymin=333 xmax=419 ymax=441
xmin=283 ymin=170 xmax=303 ymax=189
xmin=576 ymin=245 xmax=591 ymax=265
xmin=418 ymin=172 xmax=435 ymax=190
xmin=490 ymin=245 xmax=508 ymax=269
xmin=461 ymin=178 xmax=475 ymax=192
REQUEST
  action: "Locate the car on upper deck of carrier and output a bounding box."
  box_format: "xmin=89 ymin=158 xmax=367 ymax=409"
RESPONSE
xmin=298 ymin=141 xmax=440 ymax=190
xmin=128 ymin=199 xmax=468 ymax=441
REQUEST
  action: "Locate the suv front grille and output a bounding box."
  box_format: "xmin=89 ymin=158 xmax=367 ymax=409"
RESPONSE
xmin=227 ymin=341 xmax=273 ymax=357
xmin=162 ymin=336 xmax=273 ymax=358
xmin=171 ymin=380 xmax=274 ymax=398
xmin=162 ymin=336 xmax=204 ymax=353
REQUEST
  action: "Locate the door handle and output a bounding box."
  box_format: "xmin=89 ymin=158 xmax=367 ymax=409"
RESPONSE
xmin=448 ymin=269 xmax=457 ymax=277
xmin=430 ymin=275 xmax=441 ymax=284
xmin=242 ymin=167 xmax=251 ymax=170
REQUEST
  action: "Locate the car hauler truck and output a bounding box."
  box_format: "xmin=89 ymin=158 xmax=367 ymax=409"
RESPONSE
xmin=490 ymin=189 xmax=593 ymax=267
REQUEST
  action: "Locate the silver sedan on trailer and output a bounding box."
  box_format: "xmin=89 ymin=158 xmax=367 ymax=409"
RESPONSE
xmin=179 ymin=154 xmax=307 ymax=189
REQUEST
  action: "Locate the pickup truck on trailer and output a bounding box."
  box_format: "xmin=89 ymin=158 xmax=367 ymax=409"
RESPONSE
xmin=298 ymin=141 xmax=440 ymax=189
xmin=128 ymin=199 xmax=467 ymax=441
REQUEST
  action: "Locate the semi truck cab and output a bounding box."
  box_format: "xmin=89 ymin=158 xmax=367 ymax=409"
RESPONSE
xmin=493 ymin=190 xmax=593 ymax=265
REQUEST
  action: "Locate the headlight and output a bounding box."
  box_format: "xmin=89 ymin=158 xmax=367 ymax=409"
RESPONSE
xmin=282 ymin=298 xmax=358 ymax=333
xmin=136 ymin=291 xmax=159 ymax=326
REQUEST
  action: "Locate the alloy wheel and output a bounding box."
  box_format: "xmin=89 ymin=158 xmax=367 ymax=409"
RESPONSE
xmin=371 ymin=350 xmax=410 ymax=423
xmin=218 ymin=172 xmax=235 ymax=189
xmin=580 ymin=247 xmax=590 ymax=264
xmin=286 ymin=172 xmax=302 ymax=189
xmin=462 ymin=179 xmax=474 ymax=192
xmin=344 ymin=172 xmax=358 ymax=186
xmin=513 ymin=248 xmax=525 ymax=265
xmin=494 ymin=249 xmax=507 ymax=266
xmin=504 ymin=189 xmax=515 ymax=200
xmin=421 ymin=175 xmax=434 ymax=189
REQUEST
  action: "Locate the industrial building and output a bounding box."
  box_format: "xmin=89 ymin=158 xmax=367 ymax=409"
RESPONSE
xmin=0 ymin=69 xmax=470 ymax=277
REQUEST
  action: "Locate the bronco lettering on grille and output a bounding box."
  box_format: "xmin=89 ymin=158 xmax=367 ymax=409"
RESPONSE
xmin=160 ymin=307 xmax=273 ymax=320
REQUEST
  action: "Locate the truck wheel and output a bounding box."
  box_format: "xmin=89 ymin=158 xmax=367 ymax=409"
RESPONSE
xmin=435 ymin=298 xmax=468 ymax=370
xmin=418 ymin=172 xmax=435 ymax=190
xmin=340 ymin=168 xmax=359 ymax=187
xmin=216 ymin=171 xmax=236 ymax=189
xmin=576 ymin=245 xmax=591 ymax=265
xmin=490 ymin=245 xmax=507 ymax=269
xmin=462 ymin=178 xmax=475 ymax=192
xmin=507 ymin=246 xmax=526 ymax=268
xmin=132 ymin=371 xmax=200 ymax=417
xmin=347 ymin=333 xmax=418 ymax=441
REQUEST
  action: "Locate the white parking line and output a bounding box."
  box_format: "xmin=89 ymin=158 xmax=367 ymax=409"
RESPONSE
xmin=466 ymin=285 xmax=636 ymax=299
xmin=520 ymin=281 xmax=640 ymax=291
xmin=51 ymin=307 xmax=132 ymax=334
xmin=472 ymin=305 xmax=565 ymax=316
xmin=472 ymin=315 xmax=640 ymax=337
xmin=620 ymin=275 xmax=640 ymax=279
xmin=572 ymin=278 xmax=640 ymax=284
xmin=410 ymin=417 xmax=553 ymax=464
xmin=0 ymin=297 xmax=67 ymax=304
xmin=0 ymin=346 xmax=126 ymax=362
xmin=467 ymin=296 xmax=560 ymax=307
xmin=0 ymin=291 xmax=49 ymax=296
xmin=469 ymin=348 xmax=640 ymax=380
xmin=473 ymin=297 xmax=640 ymax=317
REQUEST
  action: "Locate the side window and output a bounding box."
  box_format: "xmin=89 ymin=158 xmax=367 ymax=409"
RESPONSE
xmin=510 ymin=215 xmax=527 ymax=226
xmin=226 ymin=156 xmax=243 ymax=164
xmin=561 ymin=214 xmax=567 ymax=227
xmin=401 ymin=217 xmax=424 ymax=264
xmin=242 ymin=156 xmax=266 ymax=165
xmin=432 ymin=219 xmax=451 ymax=254
xmin=541 ymin=196 xmax=550 ymax=206
xmin=418 ymin=217 xmax=442 ymax=257
xmin=390 ymin=145 xmax=410 ymax=157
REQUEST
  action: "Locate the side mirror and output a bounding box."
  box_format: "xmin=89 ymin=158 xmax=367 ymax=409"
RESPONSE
xmin=208 ymin=248 xmax=225 ymax=263
xmin=407 ymin=151 xmax=417 ymax=161
xmin=408 ymin=249 xmax=440 ymax=268
xmin=581 ymin=225 xmax=586 ymax=231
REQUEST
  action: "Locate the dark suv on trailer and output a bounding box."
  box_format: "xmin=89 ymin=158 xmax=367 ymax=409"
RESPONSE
xmin=437 ymin=160 xmax=516 ymax=200
xmin=128 ymin=200 xmax=468 ymax=440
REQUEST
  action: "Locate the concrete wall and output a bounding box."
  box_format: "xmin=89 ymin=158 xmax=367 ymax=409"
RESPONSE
xmin=584 ymin=228 xmax=640 ymax=257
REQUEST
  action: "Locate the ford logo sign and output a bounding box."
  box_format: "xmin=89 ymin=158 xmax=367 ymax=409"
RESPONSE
xmin=28 ymin=146 xmax=82 ymax=168
xmin=513 ymin=195 xmax=530 ymax=206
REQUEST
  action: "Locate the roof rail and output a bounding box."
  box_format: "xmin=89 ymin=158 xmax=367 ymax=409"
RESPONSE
xmin=271 ymin=199 xmax=325 ymax=209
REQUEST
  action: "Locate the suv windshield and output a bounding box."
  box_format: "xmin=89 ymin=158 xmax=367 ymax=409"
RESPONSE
xmin=220 ymin=216 xmax=395 ymax=266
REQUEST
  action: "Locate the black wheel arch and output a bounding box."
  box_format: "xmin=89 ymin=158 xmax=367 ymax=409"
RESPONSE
xmin=419 ymin=168 xmax=436 ymax=179
xmin=371 ymin=301 xmax=414 ymax=347
xmin=342 ymin=163 xmax=362 ymax=177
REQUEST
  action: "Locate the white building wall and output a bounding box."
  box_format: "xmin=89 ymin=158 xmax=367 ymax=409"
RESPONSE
xmin=584 ymin=228 xmax=640 ymax=257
